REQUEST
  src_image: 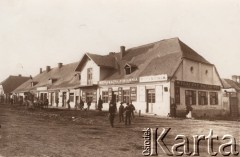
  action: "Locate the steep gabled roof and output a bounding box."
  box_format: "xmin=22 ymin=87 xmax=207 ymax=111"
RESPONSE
xmin=221 ymin=79 xmax=240 ymax=91
xmin=0 ymin=75 xmax=30 ymax=93
xmin=75 ymin=53 xmax=117 ymax=71
xmin=13 ymin=62 xmax=79 ymax=93
xmin=104 ymin=37 xmax=212 ymax=80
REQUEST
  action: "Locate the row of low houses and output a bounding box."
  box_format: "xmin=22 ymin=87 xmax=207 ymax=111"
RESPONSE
xmin=1 ymin=37 xmax=239 ymax=117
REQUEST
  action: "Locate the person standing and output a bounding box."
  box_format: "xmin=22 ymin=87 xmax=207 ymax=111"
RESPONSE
xmin=124 ymin=103 xmax=131 ymax=125
xmin=119 ymin=102 xmax=124 ymax=123
xmin=109 ymin=101 xmax=116 ymax=127
xmin=98 ymin=96 xmax=103 ymax=111
xmin=56 ymin=98 xmax=59 ymax=107
xmin=87 ymin=100 xmax=91 ymax=110
xmin=80 ymin=98 xmax=84 ymax=110
xmin=67 ymin=99 xmax=71 ymax=110
xmin=129 ymin=102 xmax=135 ymax=119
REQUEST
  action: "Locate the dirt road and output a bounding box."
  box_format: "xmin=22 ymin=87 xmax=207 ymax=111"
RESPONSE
xmin=0 ymin=104 xmax=239 ymax=157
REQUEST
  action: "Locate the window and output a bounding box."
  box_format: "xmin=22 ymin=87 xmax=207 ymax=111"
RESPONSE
xmin=198 ymin=91 xmax=208 ymax=105
xmin=87 ymin=68 xmax=93 ymax=85
xmin=102 ymin=91 xmax=108 ymax=103
xmin=123 ymin=90 xmax=130 ymax=103
xmin=190 ymin=66 xmax=194 ymax=73
xmin=175 ymin=87 xmax=180 ymax=104
xmin=69 ymin=93 xmax=74 ymax=102
xmin=118 ymin=87 xmax=123 ymax=102
xmin=147 ymin=89 xmax=155 ymax=103
xmin=185 ymin=90 xmax=196 ymax=105
xmin=130 ymin=87 xmax=137 ymax=101
xmin=210 ymin=92 xmax=218 ymax=105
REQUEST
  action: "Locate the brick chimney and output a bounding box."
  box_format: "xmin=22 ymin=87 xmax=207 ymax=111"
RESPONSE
xmin=46 ymin=66 xmax=51 ymax=72
xmin=40 ymin=68 xmax=42 ymax=74
xmin=120 ymin=46 xmax=126 ymax=59
xmin=58 ymin=63 xmax=63 ymax=68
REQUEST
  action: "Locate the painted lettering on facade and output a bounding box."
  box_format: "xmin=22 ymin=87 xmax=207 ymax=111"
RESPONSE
xmin=99 ymin=78 xmax=138 ymax=85
xmin=175 ymin=80 xmax=221 ymax=90
xmin=139 ymin=74 xmax=168 ymax=83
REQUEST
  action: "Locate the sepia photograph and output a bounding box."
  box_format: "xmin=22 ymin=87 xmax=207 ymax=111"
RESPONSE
xmin=0 ymin=0 xmax=239 ymax=156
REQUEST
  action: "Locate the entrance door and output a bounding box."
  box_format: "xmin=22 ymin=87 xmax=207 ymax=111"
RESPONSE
xmin=146 ymin=89 xmax=155 ymax=113
xmin=230 ymin=97 xmax=239 ymax=117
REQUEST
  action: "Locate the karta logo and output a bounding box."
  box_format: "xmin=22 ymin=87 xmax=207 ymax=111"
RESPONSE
xmin=142 ymin=128 xmax=239 ymax=156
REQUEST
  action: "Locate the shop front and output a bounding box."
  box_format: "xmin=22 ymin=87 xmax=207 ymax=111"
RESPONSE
xmin=99 ymin=74 xmax=171 ymax=116
xmin=174 ymin=80 xmax=223 ymax=117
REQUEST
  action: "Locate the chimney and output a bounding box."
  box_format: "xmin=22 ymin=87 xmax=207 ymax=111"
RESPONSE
xmin=40 ymin=68 xmax=42 ymax=74
xmin=58 ymin=63 xmax=63 ymax=68
xmin=120 ymin=46 xmax=125 ymax=59
xmin=18 ymin=74 xmax=22 ymax=77
xmin=46 ymin=66 xmax=51 ymax=72
xmin=232 ymin=75 xmax=237 ymax=82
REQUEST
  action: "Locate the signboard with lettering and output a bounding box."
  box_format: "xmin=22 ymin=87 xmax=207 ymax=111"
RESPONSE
xmin=175 ymin=80 xmax=221 ymax=90
xmin=37 ymin=87 xmax=48 ymax=91
xmin=139 ymin=74 xmax=168 ymax=83
xmin=99 ymin=78 xmax=138 ymax=85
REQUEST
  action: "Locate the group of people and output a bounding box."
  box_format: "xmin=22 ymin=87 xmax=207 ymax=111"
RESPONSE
xmin=108 ymin=101 xmax=135 ymax=127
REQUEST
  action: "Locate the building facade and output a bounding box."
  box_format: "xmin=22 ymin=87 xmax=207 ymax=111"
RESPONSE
xmin=74 ymin=38 xmax=225 ymax=117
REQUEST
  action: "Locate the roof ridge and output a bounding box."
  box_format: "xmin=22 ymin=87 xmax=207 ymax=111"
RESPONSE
xmin=126 ymin=37 xmax=180 ymax=51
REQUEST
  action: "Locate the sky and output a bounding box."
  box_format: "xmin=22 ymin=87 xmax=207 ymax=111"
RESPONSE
xmin=0 ymin=0 xmax=240 ymax=81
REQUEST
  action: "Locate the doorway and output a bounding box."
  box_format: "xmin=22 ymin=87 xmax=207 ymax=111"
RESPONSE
xmin=146 ymin=89 xmax=155 ymax=113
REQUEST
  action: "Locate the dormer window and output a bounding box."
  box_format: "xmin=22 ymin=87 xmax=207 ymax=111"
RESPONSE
xmin=48 ymin=78 xmax=57 ymax=84
xmin=124 ymin=63 xmax=137 ymax=75
xmin=31 ymin=81 xmax=38 ymax=87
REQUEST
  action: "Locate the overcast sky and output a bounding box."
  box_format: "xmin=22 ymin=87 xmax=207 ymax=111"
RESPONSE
xmin=0 ymin=0 xmax=240 ymax=81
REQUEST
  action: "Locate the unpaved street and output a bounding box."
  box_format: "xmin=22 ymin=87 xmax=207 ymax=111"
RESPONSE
xmin=0 ymin=104 xmax=239 ymax=157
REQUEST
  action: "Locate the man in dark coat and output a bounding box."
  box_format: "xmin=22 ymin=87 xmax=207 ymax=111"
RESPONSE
xmin=109 ymin=101 xmax=116 ymax=127
xmin=124 ymin=103 xmax=131 ymax=125
xmin=129 ymin=102 xmax=135 ymax=119
xmin=119 ymin=102 xmax=124 ymax=123
xmin=98 ymin=96 xmax=103 ymax=111
xmin=80 ymin=98 xmax=84 ymax=110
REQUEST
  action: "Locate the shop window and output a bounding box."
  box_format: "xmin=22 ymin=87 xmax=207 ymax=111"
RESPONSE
xmin=185 ymin=90 xmax=196 ymax=105
xmin=130 ymin=87 xmax=137 ymax=101
xmin=123 ymin=90 xmax=130 ymax=103
xmin=198 ymin=91 xmax=208 ymax=105
xmin=147 ymin=89 xmax=155 ymax=103
xmin=69 ymin=93 xmax=74 ymax=102
xmin=87 ymin=68 xmax=93 ymax=85
xmin=210 ymin=92 xmax=218 ymax=105
xmin=102 ymin=91 xmax=108 ymax=103
xmin=175 ymin=87 xmax=180 ymax=104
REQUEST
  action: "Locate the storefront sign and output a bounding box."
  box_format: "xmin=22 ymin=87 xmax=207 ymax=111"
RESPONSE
xmin=99 ymin=78 xmax=138 ymax=85
xmin=139 ymin=74 xmax=168 ymax=83
xmin=175 ymin=80 xmax=221 ymax=90
xmin=37 ymin=87 xmax=48 ymax=91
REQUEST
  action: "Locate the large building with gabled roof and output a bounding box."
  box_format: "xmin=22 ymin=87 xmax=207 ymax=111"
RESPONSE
xmin=75 ymin=37 xmax=225 ymax=117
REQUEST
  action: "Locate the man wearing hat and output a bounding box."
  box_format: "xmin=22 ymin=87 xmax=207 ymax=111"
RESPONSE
xmin=118 ymin=102 xmax=124 ymax=123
